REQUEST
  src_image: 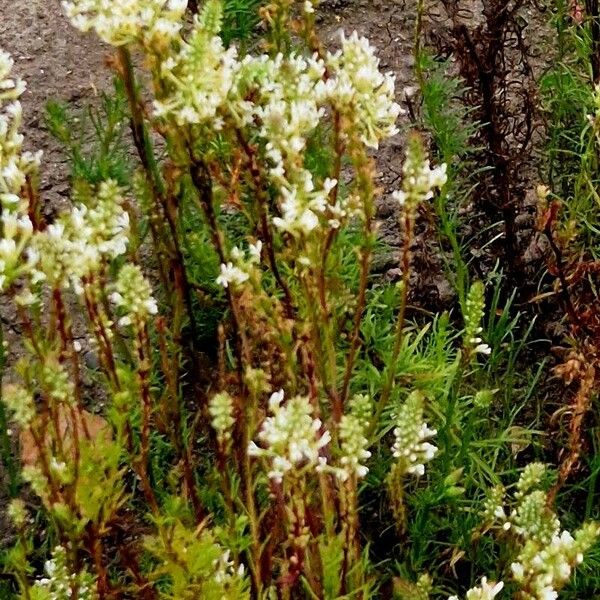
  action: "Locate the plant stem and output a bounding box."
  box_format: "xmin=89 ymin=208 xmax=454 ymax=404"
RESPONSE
xmin=369 ymin=207 xmax=414 ymax=439
xmin=0 ymin=321 xmax=18 ymax=496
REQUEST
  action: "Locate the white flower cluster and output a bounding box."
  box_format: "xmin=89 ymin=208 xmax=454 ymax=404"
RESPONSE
xmin=233 ymin=52 xmax=344 ymax=237
xmin=208 ymin=390 xmax=236 ymax=446
xmin=64 ymin=0 xmax=403 ymax=241
xmin=272 ymin=177 xmax=340 ymax=236
xmin=2 ymin=383 xmax=35 ymax=427
xmin=153 ymin=12 xmax=400 ymax=239
xmin=481 ymin=464 xmax=600 ymax=600
xmin=325 ymin=31 xmax=402 ymax=149
xmin=248 ymin=390 xmax=331 ymax=484
xmin=391 ymin=140 xmax=447 ymax=209
xmin=33 ymin=545 xmax=98 ymax=600
xmin=213 ymin=549 xmax=245 ymax=585
xmin=338 ymin=393 xmax=372 ymax=481
xmin=448 ymin=577 xmax=504 ymax=600
xmin=216 ymin=240 xmax=262 ymax=289
xmin=62 ymin=0 xmax=187 ymax=47
xmin=236 ymin=52 xmax=326 ymax=164
xmin=110 ymin=263 xmax=158 ymax=327
xmin=391 ymin=391 xmax=437 ymax=477
xmin=507 ymin=467 xmax=600 ymax=600
xmin=154 ymin=2 xmax=238 ymax=127
xmin=232 ymin=34 xmax=400 ymax=237
xmin=511 ymin=524 xmax=600 ymax=600
xmin=33 ymin=180 xmax=130 ymax=293
xmin=0 ymin=50 xmax=41 ymax=292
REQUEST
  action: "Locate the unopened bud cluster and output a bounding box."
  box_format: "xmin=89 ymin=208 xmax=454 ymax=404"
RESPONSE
xmin=338 ymin=394 xmax=373 ymax=481
xmin=209 ymin=391 xmax=236 ymax=446
xmin=2 ymin=383 xmax=35 ymax=427
xmin=463 ymin=281 xmax=491 ymax=357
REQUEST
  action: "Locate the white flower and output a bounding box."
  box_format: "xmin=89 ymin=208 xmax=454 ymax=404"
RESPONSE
xmin=392 ymin=190 xmax=407 ymax=206
xmin=451 ymin=578 xmax=503 ymax=600
xmin=110 ymin=264 xmax=157 ymax=328
xmin=539 ymin=588 xmax=557 ymax=600
xmin=467 ymin=578 xmax=503 ymax=600
xmin=62 ymin=0 xmax=187 ymax=47
xmin=474 ymin=343 xmax=492 ymax=355
xmin=269 ymin=389 xmax=285 ymax=409
xmin=391 ymin=392 xmax=437 ymax=478
xmin=511 ymin=562 xmax=524 ymax=580
xmin=216 ymin=262 xmax=250 ymax=288
xmin=248 ymin=391 xmax=331 ymax=483
xmin=248 ymin=240 xmax=263 ymax=263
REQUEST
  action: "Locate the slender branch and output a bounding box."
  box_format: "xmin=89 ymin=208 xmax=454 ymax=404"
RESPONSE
xmin=235 ymin=129 xmax=296 ymax=320
xmin=369 ymin=207 xmax=414 ymax=439
xmin=0 ymin=320 xmax=18 ymax=496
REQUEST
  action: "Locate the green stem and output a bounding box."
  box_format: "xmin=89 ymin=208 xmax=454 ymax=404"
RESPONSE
xmin=118 ymin=47 xmax=166 ymax=197
xmin=414 ymin=0 xmax=426 ymax=91
xmin=0 ymin=321 xmax=19 ymax=496
xmin=368 ymin=208 xmax=414 ymax=440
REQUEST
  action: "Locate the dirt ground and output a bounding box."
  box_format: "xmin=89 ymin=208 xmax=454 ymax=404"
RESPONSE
xmin=0 ymin=0 xmax=115 ymax=209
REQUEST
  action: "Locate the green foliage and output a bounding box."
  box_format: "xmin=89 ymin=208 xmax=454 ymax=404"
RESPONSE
xmin=221 ymin=0 xmax=262 ymax=48
xmin=45 ymin=81 xmax=130 ymax=186
xmin=539 ymin=3 xmax=600 ymax=253
xmin=144 ymin=511 xmax=250 ymax=599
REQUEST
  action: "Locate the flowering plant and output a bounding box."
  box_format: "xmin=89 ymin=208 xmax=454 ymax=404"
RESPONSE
xmin=0 ymin=0 xmax=597 ymax=598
